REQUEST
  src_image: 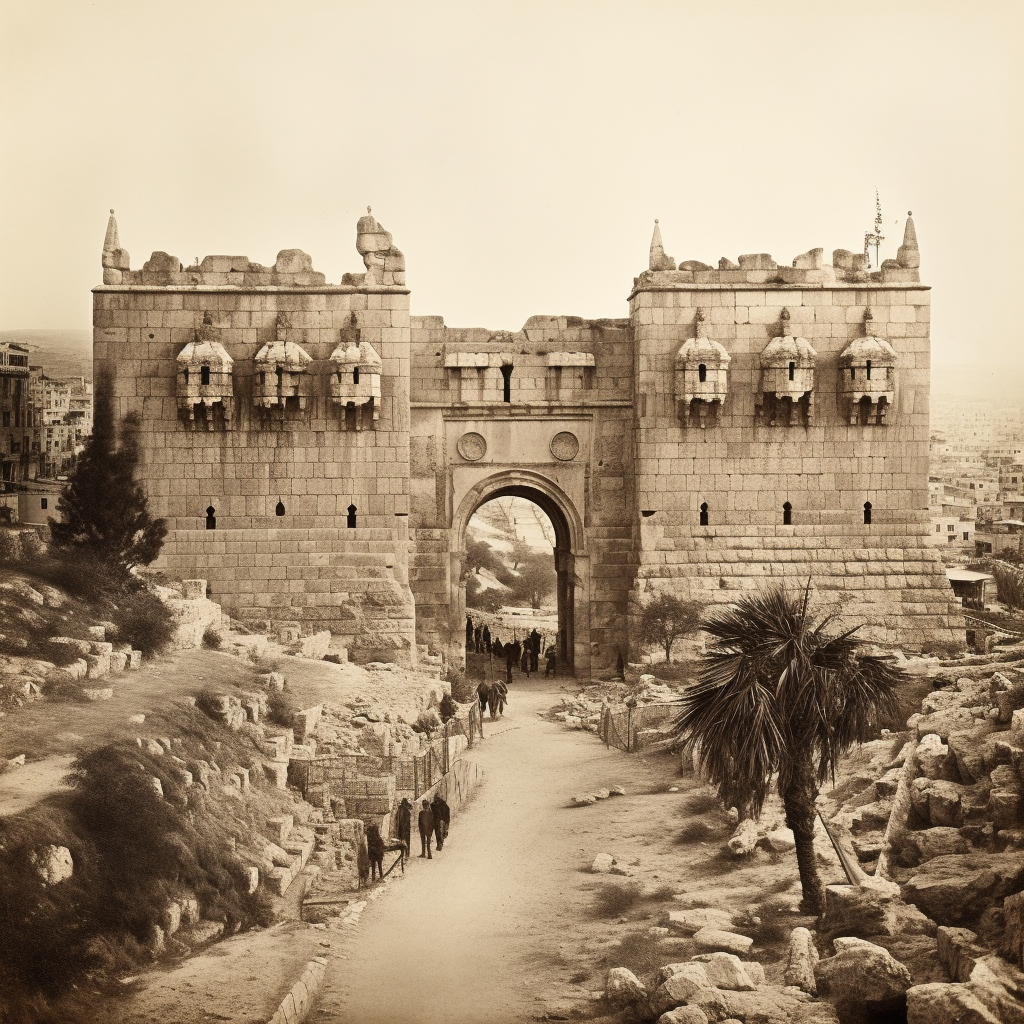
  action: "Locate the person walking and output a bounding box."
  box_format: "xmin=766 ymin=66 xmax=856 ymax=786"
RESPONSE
xmin=529 ymin=628 xmax=541 ymax=672
xmin=544 ymin=646 xmax=557 ymax=677
xmin=397 ymin=797 xmax=413 ymax=854
xmin=505 ymin=645 xmax=514 ymax=688
xmin=465 ymin=615 xmax=474 ymax=652
xmin=482 ymin=624 xmax=491 ymax=654
xmin=520 ymin=644 xmax=531 ymax=678
xmin=474 ymin=624 xmax=482 ymax=653
xmin=430 ymin=792 xmax=451 ymax=850
xmin=418 ymin=799 xmax=435 ymax=859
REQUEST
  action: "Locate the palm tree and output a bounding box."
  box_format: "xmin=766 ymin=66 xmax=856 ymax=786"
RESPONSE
xmin=672 ymin=583 xmax=903 ymax=915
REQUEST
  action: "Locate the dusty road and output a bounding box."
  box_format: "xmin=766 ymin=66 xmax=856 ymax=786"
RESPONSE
xmin=317 ymin=678 xmax=650 ymax=1024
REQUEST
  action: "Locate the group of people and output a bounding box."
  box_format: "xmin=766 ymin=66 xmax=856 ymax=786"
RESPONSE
xmin=396 ymin=791 xmax=451 ymax=861
xmin=465 ymin=616 xmax=558 ymax=680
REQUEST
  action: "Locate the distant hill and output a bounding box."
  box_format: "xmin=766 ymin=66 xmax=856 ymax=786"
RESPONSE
xmin=0 ymin=330 xmax=91 ymax=380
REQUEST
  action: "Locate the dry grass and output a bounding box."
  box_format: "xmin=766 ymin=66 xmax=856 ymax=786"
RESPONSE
xmin=598 ymin=928 xmax=669 ymax=978
xmin=591 ymin=880 xmax=645 ymax=918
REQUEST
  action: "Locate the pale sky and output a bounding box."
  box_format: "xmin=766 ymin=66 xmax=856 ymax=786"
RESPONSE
xmin=2 ymin=1 xmax=1022 ymax=384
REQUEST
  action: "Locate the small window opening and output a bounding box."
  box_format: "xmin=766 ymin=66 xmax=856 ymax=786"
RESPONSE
xmin=866 ymin=359 xmax=872 ymax=381
xmin=260 ymin=371 xmax=266 ymax=387
xmin=850 ymin=366 xmax=856 ymax=380
xmin=275 ymin=501 xmax=285 ymax=517
xmin=783 ymin=501 xmax=793 ymax=525
xmin=353 ymin=367 xmax=360 ymax=385
xmin=347 ymin=504 xmax=357 ymax=528
xmin=641 ymin=510 xmax=657 ymax=518
xmin=863 ymin=501 xmax=872 ymax=525
xmin=183 ymin=367 xmax=189 ymax=384
xmin=699 ymin=502 xmax=709 ymax=526
xmin=205 ymin=505 xmax=216 ymax=530
xmin=788 ymin=361 xmax=795 ymax=381
xmin=500 ymin=364 xmax=513 ymax=403
xmin=276 ymin=367 xmax=283 ymax=387
xmin=698 ymin=363 xmax=707 ymax=383
xmin=40 ymin=497 xmax=47 ymax=510
xmin=201 ymin=365 xmax=210 ymax=386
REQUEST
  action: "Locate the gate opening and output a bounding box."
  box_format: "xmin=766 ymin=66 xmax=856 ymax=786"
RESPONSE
xmin=462 ymin=491 xmax=574 ymax=675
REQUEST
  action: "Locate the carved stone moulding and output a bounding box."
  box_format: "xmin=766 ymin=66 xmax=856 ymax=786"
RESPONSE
xmin=457 ymin=432 xmax=487 ymax=462
xmin=550 ymin=431 xmax=580 ymax=461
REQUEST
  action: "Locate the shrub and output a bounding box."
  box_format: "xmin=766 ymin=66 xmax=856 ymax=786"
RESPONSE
xmin=108 ymin=591 xmax=175 ymax=657
xmin=267 ymin=690 xmax=297 ymax=728
xmin=591 ymin=880 xmax=645 ymax=917
xmin=677 ymin=820 xmax=717 ymax=843
xmin=438 ymin=692 xmax=457 ymax=722
xmin=445 ymin=667 xmax=475 ymax=703
xmin=600 ymin=928 xmax=668 ymax=977
xmin=635 ymin=593 xmax=702 ymax=663
xmin=202 ymin=627 xmax=222 ymax=650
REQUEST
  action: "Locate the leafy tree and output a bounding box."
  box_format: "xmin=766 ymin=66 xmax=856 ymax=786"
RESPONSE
xmin=671 ymin=584 xmax=903 ymax=914
xmin=466 ymin=574 xmax=504 ymax=613
xmin=635 ymin=592 xmax=702 ymax=662
xmin=51 ymin=383 xmax=166 ymax=587
xmin=508 ymin=551 xmax=556 ymax=609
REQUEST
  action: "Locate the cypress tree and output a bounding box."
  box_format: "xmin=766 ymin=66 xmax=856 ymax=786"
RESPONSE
xmin=51 ymin=379 xmax=166 ymax=587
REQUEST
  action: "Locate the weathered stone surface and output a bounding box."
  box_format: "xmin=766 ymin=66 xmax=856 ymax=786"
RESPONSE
xmin=690 ymin=952 xmax=755 ymax=990
xmin=906 ymin=983 xmax=1002 ymax=1024
xmin=1004 ymin=890 xmax=1024 ymax=968
xmin=762 ymin=827 xmax=795 ymax=853
xmin=819 ymin=883 xmax=935 ymax=940
xmin=917 ymin=707 xmax=980 ymax=741
xmin=573 ymin=793 xmax=597 ymax=806
xmin=899 ymin=826 xmax=972 ymax=866
xmin=728 ymin=819 xmax=758 ymax=856
xmin=814 ymin=937 xmax=913 ymax=1006
xmin=606 ymin=966 xmax=646 ymax=1009
xmin=592 ymin=853 xmax=615 ymax=873
xmin=948 ymin=730 xmax=990 ymax=784
xmin=785 ymin=926 xmax=819 ymax=994
xmin=936 ymin=926 xmax=987 ymax=982
xmin=903 ymin=853 xmax=1024 ymax=926
xmin=656 ymin=1008 xmax=709 ymax=1024
xmin=647 ymin=964 xmax=712 ymax=1016
xmin=916 ymin=733 xmax=953 ymax=780
xmin=667 ymin=908 xmax=734 ymax=935
xmin=692 ymin=928 xmax=753 ymax=954
xmin=31 ymin=845 xmax=73 ymax=885
xmin=910 ymin=777 xmax=964 ymax=827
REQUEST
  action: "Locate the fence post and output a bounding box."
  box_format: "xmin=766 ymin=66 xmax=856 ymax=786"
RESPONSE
xmin=627 ymin=707 xmax=633 ymax=753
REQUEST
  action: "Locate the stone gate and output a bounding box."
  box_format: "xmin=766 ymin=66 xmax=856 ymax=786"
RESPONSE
xmin=93 ymin=208 xmax=965 ymax=674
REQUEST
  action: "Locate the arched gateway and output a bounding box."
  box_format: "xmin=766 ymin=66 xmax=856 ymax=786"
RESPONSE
xmin=96 ymin=209 xmax=964 ymax=675
xmin=452 ymin=471 xmax=587 ymax=675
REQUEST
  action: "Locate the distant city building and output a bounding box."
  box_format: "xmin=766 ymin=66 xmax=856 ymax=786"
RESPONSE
xmin=0 ymin=341 xmax=37 ymax=484
xmin=27 ymin=368 xmax=93 ymax=478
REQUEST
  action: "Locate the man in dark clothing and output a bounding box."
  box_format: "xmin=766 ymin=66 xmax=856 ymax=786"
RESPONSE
xmin=465 ymin=616 xmax=474 ymax=651
xmin=397 ymin=797 xmax=413 ymax=853
xmin=520 ymin=645 xmax=531 ymax=677
xmin=529 ymin=629 xmax=541 ymax=672
xmin=492 ymin=638 xmax=503 ymax=659
xmin=418 ymin=799 xmax=434 ymax=858
xmin=545 ymin=647 xmax=557 ymax=677
xmin=505 ymin=645 xmax=514 ymax=687
xmin=511 ymin=640 xmax=522 ymax=667
xmin=482 ymin=624 xmax=491 ymax=653
xmin=474 ymin=624 xmax=482 ymax=653
xmin=430 ymin=793 xmax=451 ymax=850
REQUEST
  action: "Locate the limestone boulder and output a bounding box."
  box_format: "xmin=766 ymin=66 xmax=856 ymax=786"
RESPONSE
xmin=722 ymin=986 xmax=838 ymax=1023
xmin=819 ymin=883 xmax=935 ymax=940
xmin=655 ymin=1008 xmax=709 ymax=1024
xmin=606 ymin=967 xmax=646 ymax=1010
xmin=814 ymin=937 xmax=912 ymax=1009
xmin=916 ymin=706 xmax=981 ymax=741
xmin=728 ymin=818 xmax=758 ymax=856
xmin=899 ymin=826 xmax=972 ymax=866
xmin=30 ymin=845 xmax=73 ymax=885
xmin=592 ymin=853 xmax=615 ymax=873
xmin=692 ymin=928 xmax=753 ymax=955
xmin=910 ymin=778 xmax=964 ymax=827
xmin=785 ymin=926 xmax=819 ymax=994
xmin=916 ymin=733 xmax=954 ymax=780
xmin=1004 ymin=890 xmax=1024 ymax=968
xmin=762 ymin=827 xmax=795 ymax=853
xmin=690 ymin=952 xmax=755 ymax=991
xmin=647 ymin=963 xmax=712 ymax=1017
xmin=667 ymin=908 xmax=735 ymax=935
xmin=902 ymin=852 xmax=1024 ymax=927
xmin=906 ymin=983 xmax=1002 ymax=1024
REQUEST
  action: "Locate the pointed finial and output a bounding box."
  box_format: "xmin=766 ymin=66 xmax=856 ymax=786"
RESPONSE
xmin=648 ymin=220 xmax=675 ymax=271
xmin=367 ymin=206 xmax=372 ymax=214
xmin=897 ymin=211 xmax=920 ymax=269
xmin=103 ymin=209 xmax=120 ymax=254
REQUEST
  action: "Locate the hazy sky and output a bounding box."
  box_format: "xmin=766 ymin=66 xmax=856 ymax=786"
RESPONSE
xmin=2 ymin=1 xmax=1022 ymax=383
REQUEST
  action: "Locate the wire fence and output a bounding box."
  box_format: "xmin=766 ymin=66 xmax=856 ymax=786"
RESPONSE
xmin=599 ymin=702 xmax=680 ymax=753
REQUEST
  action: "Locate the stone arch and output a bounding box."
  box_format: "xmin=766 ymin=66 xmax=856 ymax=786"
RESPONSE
xmin=451 ymin=469 xmax=589 ymax=676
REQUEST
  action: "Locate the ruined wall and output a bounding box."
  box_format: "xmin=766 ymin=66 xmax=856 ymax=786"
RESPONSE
xmin=93 ymin=213 xmax=417 ymax=661
xmin=628 ymin=228 xmax=963 ymax=650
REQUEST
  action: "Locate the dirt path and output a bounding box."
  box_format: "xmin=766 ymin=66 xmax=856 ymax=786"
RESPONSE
xmin=316 ymin=679 xmax=665 ymax=1024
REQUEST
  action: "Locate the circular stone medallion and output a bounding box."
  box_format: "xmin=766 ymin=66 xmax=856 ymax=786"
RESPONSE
xmin=550 ymin=431 xmax=580 ymax=461
xmin=457 ymin=431 xmax=487 ymax=462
